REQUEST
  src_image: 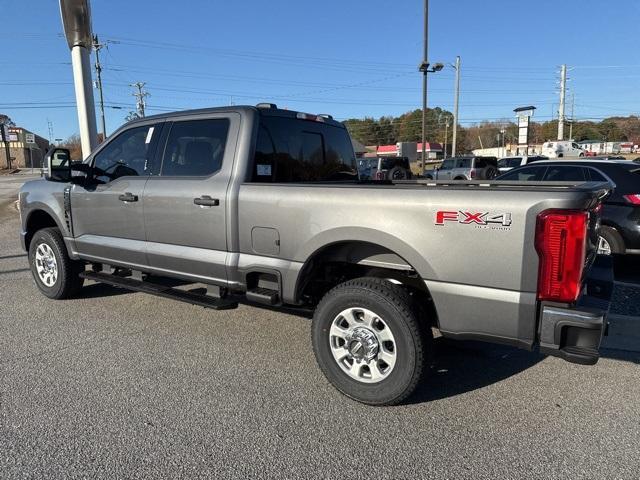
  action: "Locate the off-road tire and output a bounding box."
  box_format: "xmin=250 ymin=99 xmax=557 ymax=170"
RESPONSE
xmin=483 ymin=166 xmax=498 ymax=179
xmin=29 ymin=227 xmax=84 ymax=299
xmin=388 ymin=167 xmax=410 ymax=180
xmin=312 ymin=277 xmax=432 ymax=406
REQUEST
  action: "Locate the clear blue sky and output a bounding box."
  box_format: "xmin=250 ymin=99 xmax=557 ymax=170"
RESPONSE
xmin=2 ymin=0 xmax=639 ymax=141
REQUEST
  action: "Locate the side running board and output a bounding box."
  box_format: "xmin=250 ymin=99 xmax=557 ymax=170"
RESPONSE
xmin=79 ymin=271 xmax=239 ymax=310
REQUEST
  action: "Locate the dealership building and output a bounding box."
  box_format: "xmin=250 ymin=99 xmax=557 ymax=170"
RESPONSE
xmin=1 ymin=126 xmax=50 ymax=169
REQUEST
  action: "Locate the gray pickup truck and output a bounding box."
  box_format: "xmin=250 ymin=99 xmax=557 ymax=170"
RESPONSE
xmin=19 ymin=104 xmax=613 ymax=405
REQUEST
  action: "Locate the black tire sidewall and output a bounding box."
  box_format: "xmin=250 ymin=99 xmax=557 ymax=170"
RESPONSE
xmin=598 ymin=227 xmax=625 ymax=255
xmin=29 ymin=229 xmax=76 ymax=299
xmin=312 ymin=283 xmax=422 ymax=405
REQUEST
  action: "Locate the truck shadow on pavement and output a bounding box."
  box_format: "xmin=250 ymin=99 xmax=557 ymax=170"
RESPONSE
xmin=408 ymin=337 xmax=640 ymax=404
xmin=408 ymin=338 xmax=544 ymax=404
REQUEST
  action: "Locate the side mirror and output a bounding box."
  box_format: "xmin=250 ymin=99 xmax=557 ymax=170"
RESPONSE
xmin=44 ymin=147 xmax=72 ymax=182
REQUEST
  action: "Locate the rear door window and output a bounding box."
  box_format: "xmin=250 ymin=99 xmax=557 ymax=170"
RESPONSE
xmin=456 ymin=158 xmax=471 ymax=168
xmin=498 ymin=166 xmax=546 ymax=181
xmin=543 ymin=166 xmax=586 ymax=181
xmin=160 ymin=118 xmax=229 ymax=177
xmin=498 ymin=157 xmax=522 ymax=168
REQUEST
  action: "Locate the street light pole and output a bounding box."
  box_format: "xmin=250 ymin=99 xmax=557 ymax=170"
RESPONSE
xmin=59 ymin=0 xmax=98 ymax=159
xmin=451 ymin=56 xmax=461 ymax=157
xmin=420 ymin=0 xmax=429 ymax=175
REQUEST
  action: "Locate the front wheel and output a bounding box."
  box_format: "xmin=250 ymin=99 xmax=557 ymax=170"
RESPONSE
xmin=311 ymin=277 xmax=431 ymax=406
xmin=29 ymin=227 xmax=84 ymax=299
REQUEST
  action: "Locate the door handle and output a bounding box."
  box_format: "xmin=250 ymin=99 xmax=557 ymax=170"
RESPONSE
xmin=194 ymin=195 xmax=220 ymax=207
xmin=118 ymin=192 xmax=138 ymax=202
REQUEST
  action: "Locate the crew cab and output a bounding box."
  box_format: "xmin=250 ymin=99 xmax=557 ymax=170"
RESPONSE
xmin=19 ymin=104 xmax=612 ymax=405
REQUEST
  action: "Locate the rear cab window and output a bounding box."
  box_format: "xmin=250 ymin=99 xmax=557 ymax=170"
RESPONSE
xmin=252 ymin=114 xmax=358 ymax=182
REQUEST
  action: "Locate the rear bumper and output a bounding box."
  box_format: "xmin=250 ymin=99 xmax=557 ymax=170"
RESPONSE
xmin=538 ymin=256 xmax=613 ymax=365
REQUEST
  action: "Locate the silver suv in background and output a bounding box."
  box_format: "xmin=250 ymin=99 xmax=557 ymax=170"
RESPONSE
xmin=425 ymin=156 xmax=498 ymax=180
xmin=497 ymin=155 xmax=549 ymax=173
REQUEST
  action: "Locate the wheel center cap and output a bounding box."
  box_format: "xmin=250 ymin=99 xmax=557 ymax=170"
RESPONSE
xmin=346 ymin=327 xmax=379 ymax=361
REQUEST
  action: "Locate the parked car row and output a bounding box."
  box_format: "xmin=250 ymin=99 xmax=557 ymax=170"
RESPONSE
xmin=358 ymin=157 xmax=412 ymax=180
xmin=424 ymin=156 xmax=498 ymax=180
xmin=496 ymin=159 xmax=640 ymax=256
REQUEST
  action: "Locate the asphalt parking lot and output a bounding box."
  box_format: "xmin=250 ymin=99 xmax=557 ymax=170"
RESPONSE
xmin=1 ymin=177 xmax=639 ymax=479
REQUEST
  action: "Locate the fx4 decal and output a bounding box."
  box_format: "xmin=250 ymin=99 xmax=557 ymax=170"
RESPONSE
xmin=435 ymin=211 xmax=513 ymax=227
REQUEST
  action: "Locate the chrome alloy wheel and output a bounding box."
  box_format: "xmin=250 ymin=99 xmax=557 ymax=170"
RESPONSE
xmin=34 ymin=243 xmax=58 ymax=287
xmin=329 ymin=307 xmax=397 ymax=384
xmin=597 ymin=236 xmax=612 ymax=256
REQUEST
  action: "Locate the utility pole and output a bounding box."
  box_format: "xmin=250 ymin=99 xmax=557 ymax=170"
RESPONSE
xmin=558 ymin=64 xmax=567 ymax=141
xmin=568 ymin=92 xmax=575 ymax=140
xmin=443 ymin=120 xmax=449 ymax=159
xmin=420 ymin=0 xmax=429 ymax=175
xmin=131 ymin=82 xmax=149 ymax=118
xmin=451 ymin=56 xmax=461 ymax=157
xmin=0 ymin=124 xmax=11 ymax=169
xmin=93 ymin=34 xmax=107 ymax=140
xmin=47 ymin=119 xmax=53 ymax=144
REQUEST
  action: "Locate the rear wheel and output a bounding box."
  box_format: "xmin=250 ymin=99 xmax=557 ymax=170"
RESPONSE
xmin=388 ymin=166 xmax=410 ymax=180
xmin=29 ymin=227 xmax=84 ymax=299
xmin=311 ymin=277 xmax=431 ymax=406
xmin=597 ymin=226 xmax=625 ymax=255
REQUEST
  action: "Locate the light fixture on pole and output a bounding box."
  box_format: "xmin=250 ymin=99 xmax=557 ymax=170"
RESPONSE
xmin=418 ymin=61 xmax=444 ymax=174
xmin=449 ymin=56 xmax=461 ymax=157
xmin=59 ymin=0 xmax=98 ymax=159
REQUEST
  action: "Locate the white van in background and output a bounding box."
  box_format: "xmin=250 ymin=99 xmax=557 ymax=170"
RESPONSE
xmin=542 ymin=140 xmax=585 ymax=158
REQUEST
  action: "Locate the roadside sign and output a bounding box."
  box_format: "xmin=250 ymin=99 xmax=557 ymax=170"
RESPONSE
xmin=26 ymin=133 xmax=36 ymax=144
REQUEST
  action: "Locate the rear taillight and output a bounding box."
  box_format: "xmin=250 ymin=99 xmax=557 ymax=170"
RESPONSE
xmin=469 ymin=168 xmax=476 ymax=179
xmin=623 ymin=194 xmax=640 ymax=205
xmin=535 ymin=210 xmax=588 ymax=303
